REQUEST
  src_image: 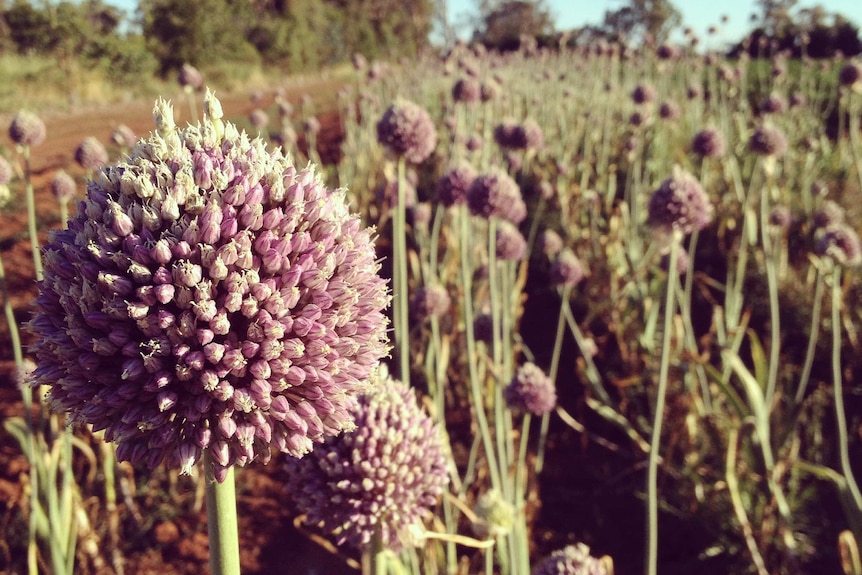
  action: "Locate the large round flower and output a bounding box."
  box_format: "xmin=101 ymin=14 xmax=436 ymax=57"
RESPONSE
xmin=28 ymin=91 xmax=390 ymax=481
xmin=504 ymin=362 xmax=557 ymax=416
xmin=376 ymin=99 xmax=437 ymax=164
xmin=467 ymin=168 xmax=526 ymax=223
xmin=9 ymin=110 xmax=46 ymax=147
xmin=284 ymin=372 xmax=448 ymax=552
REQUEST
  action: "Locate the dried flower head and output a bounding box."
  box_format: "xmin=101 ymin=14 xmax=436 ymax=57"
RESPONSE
xmin=533 ymin=543 xmax=611 ymax=575
xmin=376 ymin=99 xmax=437 ymax=164
xmin=284 ymin=372 xmax=448 ymax=552
xmin=51 ymin=170 xmax=76 ymax=203
xmin=178 ymin=63 xmax=203 ymax=91
xmin=748 ymin=123 xmax=788 ymax=157
xmin=410 ymin=284 xmax=451 ymax=321
xmin=28 ymin=91 xmax=390 ymax=482
xmin=691 ymin=127 xmax=726 ymax=159
xmin=647 ymin=167 xmax=713 ymax=235
xmin=550 ymin=249 xmax=585 ymax=287
xmin=467 ymin=169 xmax=526 ymax=223
xmin=9 ymin=110 xmax=46 ymax=147
xmin=495 ymin=220 xmax=527 ymax=260
xmin=538 ymin=229 xmax=563 ymax=257
xmin=504 ymin=362 xmax=557 ymax=416
xmin=816 ymin=224 xmax=862 ymax=266
xmin=436 ymin=162 xmax=477 ymax=207
xmin=75 ymin=137 xmax=109 ymax=170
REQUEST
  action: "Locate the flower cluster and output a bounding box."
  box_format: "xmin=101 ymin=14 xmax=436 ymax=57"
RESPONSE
xmin=178 ymin=63 xmax=204 ymax=91
xmin=748 ymin=123 xmax=788 ymax=158
xmin=452 ymin=77 xmax=481 ymax=103
xmin=75 ymin=137 xmax=109 ymax=170
xmin=51 ymin=170 xmax=76 ymax=203
xmin=503 ymin=362 xmax=557 ymax=416
xmin=691 ymin=127 xmax=726 ymax=159
xmin=467 ymin=169 xmax=526 ymax=223
xmin=9 ymin=110 xmax=46 ymax=147
xmin=532 ymin=543 xmax=611 ymax=575
xmin=436 ymin=162 xmax=477 ymax=207
xmin=550 ymin=249 xmax=585 ymax=287
xmin=647 ymin=167 xmax=712 ymax=235
xmin=284 ymin=372 xmax=448 ymax=552
xmin=376 ymin=99 xmax=437 ymax=164
xmin=28 ymin=92 xmax=390 ymax=481
xmin=493 ymin=119 xmax=543 ymax=151
xmin=410 ymin=284 xmax=451 ymax=321
xmin=816 ymin=224 xmax=862 ymax=267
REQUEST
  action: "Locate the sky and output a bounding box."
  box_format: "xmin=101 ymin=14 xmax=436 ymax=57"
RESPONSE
xmin=106 ymin=0 xmax=862 ymax=47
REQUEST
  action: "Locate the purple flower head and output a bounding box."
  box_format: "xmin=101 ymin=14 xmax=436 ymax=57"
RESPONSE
xmin=550 ymin=249 xmax=584 ymax=287
xmin=748 ymin=123 xmax=787 ymax=158
xmin=75 ymin=137 xmax=109 ymax=170
xmin=111 ymin=124 xmax=137 ymax=149
xmin=632 ymin=83 xmax=657 ymax=105
xmin=656 ymin=44 xmax=678 ymax=60
xmin=178 ymin=63 xmax=203 ymax=91
xmin=284 ymin=371 xmax=448 ymax=552
xmin=473 ymin=311 xmax=493 ymax=345
xmin=495 ymin=220 xmax=527 ymax=261
xmin=481 ymin=80 xmax=500 ymax=102
xmin=538 ymin=229 xmax=563 ymax=257
xmin=660 ymin=246 xmax=690 ymax=276
xmin=493 ymin=119 xmax=543 ymax=151
xmin=659 ymin=101 xmax=680 ymax=121
xmin=452 ymin=77 xmax=481 ymax=103
xmin=436 ymin=162 xmax=477 ymax=207
xmin=504 ymin=362 xmax=556 ymax=416
xmin=0 ymin=156 xmax=12 ymax=186
xmin=647 ymin=167 xmax=713 ymax=235
xmin=760 ymin=93 xmax=787 ymax=115
xmin=839 ymin=61 xmax=862 ymax=90
xmin=303 ymin=116 xmax=321 ymax=135
xmin=28 ymin=91 xmax=390 ymax=482
xmin=789 ymin=91 xmax=807 ymax=108
xmin=410 ymin=283 xmax=451 ymax=321
xmin=468 ymin=169 xmax=526 ymax=223
xmin=466 ymin=134 xmax=483 ymax=152
xmin=768 ymin=205 xmax=792 ymax=229
xmin=9 ymin=110 xmax=46 ymax=147
xmin=249 ymin=109 xmax=269 ymax=130
xmin=532 ymin=543 xmax=610 ymax=575
xmin=376 ymin=99 xmax=437 ymax=164
xmin=816 ymin=224 xmax=862 ymax=267
xmin=686 ymin=84 xmax=702 ymax=100
xmin=691 ymin=127 xmax=726 ymax=159
xmin=51 ymin=170 xmax=76 ymax=203
xmin=813 ymin=200 xmax=845 ymax=229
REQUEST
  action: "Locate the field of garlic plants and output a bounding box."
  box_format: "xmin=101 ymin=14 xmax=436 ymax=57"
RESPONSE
xmin=2 ymin=42 xmax=862 ymax=575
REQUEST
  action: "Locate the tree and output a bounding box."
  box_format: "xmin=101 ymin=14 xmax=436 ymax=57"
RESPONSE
xmin=602 ymin=0 xmax=681 ymax=44
xmin=473 ymin=0 xmax=554 ymax=50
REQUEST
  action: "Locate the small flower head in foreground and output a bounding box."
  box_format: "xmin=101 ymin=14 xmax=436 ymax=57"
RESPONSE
xmin=468 ymin=168 xmax=526 ymax=223
xmin=816 ymin=224 xmax=862 ymax=267
xmin=75 ymin=137 xmax=109 ymax=171
xmin=178 ymin=63 xmax=204 ymax=91
xmin=647 ymin=167 xmax=713 ymax=236
xmin=436 ymin=162 xmax=477 ymax=207
xmin=550 ymin=249 xmax=585 ymax=287
xmin=532 ymin=543 xmax=612 ymax=575
xmin=748 ymin=123 xmax=788 ymax=158
xmin=376 ymin=99 xmax=437 ymax=164
xmin=410 ymin=283 xmax=451 ymax=321
xmin=284 ymin=371 xmax=448 ymax=552
xmin=472 ymin=489 xmax=515 ymax=539
xmin=504 ymin=362 xmax=557 ymax=416
xmin=51 ymin=170 xmax=77 ymax=203
xmin=9 ymin=110 xmax=46 ymax=147
xmin=28 ymin=90 xmax=390 ymax=482
xmin=691 ymin=127 xmax=726 ymax=159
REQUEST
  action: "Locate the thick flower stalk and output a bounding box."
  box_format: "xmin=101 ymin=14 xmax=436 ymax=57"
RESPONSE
xmin=284 ymin=372 xmax=448 ymax=552
xmin=28 ymin=92 xmax=390 ymax=482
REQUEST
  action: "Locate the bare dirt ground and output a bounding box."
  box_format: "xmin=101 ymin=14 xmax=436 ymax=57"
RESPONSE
xmin=0 ymin=81 xmax=354 ymax=574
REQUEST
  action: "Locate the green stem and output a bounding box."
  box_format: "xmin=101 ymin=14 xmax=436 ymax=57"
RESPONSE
xmin=394 ymin=158 xmax=410 ymax=386
xmin=831 ymin=267 xmax=862 ymax=513
xmin=536 ymin=284 xmax=571 ymax=473
xmin=365 ymin=527 xmax=387 ymax=575
xmin=794 ymin=267 xmax=824 ymax=405
xmin=204 ymin=453 xmax=240 ymax=575
xmin=646 ymin=234 xmax=680 ymax=575
xmin=23 ymin=147 xmax=43 ymax=281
